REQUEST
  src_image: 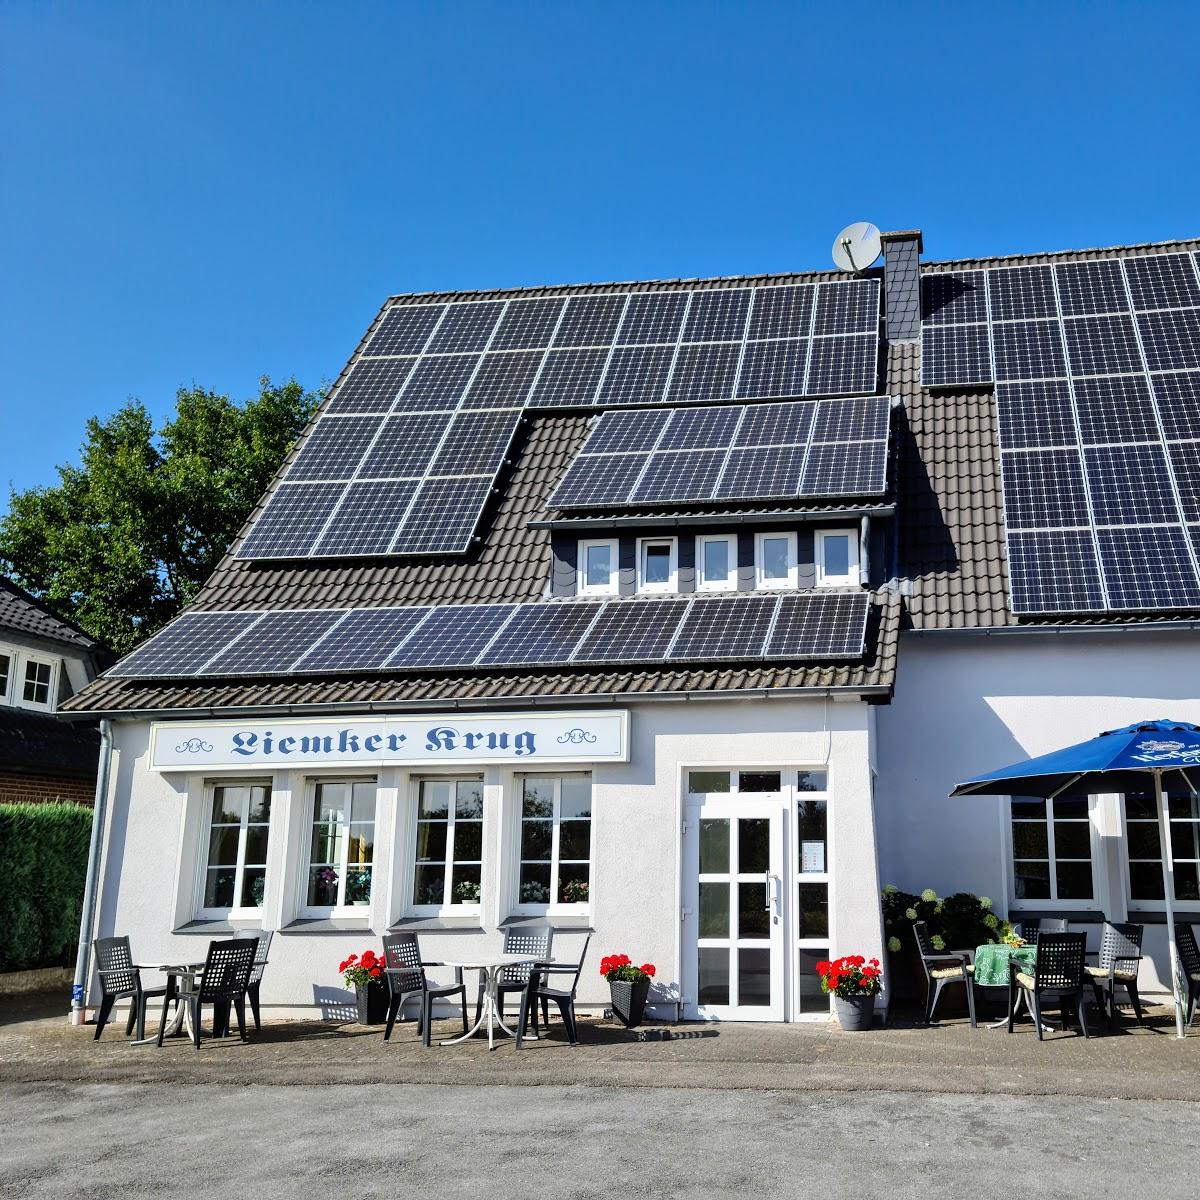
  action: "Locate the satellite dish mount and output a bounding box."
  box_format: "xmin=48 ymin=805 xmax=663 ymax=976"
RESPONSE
xmin=832 ymin=222 xmax=882 ymax=274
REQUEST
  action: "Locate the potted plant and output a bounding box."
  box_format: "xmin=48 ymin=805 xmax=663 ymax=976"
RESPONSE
xmin=600 ymin=953 xmax=655 ymax=1028
xmin=339 ymin=949 xmax=388 ymax=1025
xmin=815 ymin=955 xmax=882 ymax=1031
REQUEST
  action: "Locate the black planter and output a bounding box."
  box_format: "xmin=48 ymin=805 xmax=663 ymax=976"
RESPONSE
xmin=356 ymin=982 xmax=389 ymax=1025
xmin=609 ymin=978 xmax=651 ymax=1028
xmin=834 ymin=993 xmax=875 ymax=1032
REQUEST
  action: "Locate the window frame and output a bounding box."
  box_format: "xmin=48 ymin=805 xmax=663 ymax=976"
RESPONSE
xmin=512 ymin=772 xmax=594 ymax=915
xmin=1122 ymin=790 xmax=1200 ymax=912
xmin=408 ymin=775 xmax=485 ymax=915
xmin=1006 ymin=793 xmax=1098 ymax=909
xmin=576 ymin=537 xmax=620 ymax=597
xmin=754 ymin=531 xmax=798 ymax=590
xmin=636 ymin=536 xmax=678 ymax=595
xmin=815 ymin=528 xmax=860 ymax=588
xmin=299 ymin=775 xmax=379 ymax=918
xmin=695 ymin=533 xmax=738 ymax=593
xmin=0 ymin=649 xmax=11 ymax=704
xmin=196 ymin=778 xmax=274 ymax=920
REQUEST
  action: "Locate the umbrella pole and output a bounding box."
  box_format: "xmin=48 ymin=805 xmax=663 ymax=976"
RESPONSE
xmin=1154 ymin=769 xmax=1187 ymax=1038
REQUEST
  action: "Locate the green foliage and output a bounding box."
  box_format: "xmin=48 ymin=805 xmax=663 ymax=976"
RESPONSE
xmin=881 ymin=885 xmax=1012 ymax=957
xmin=0 ymin=802 xmax=93 ymax=973
xmin=0 ymin=378 xmax=320 ymax=653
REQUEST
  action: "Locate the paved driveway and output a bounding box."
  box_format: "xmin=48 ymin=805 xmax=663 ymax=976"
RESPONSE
xmin=0 ymin=1081 xmax=1194 ymax=1199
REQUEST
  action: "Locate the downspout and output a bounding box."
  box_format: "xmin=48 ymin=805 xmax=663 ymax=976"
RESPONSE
xmin=70 ymin=718 xmax=113 ymax=1025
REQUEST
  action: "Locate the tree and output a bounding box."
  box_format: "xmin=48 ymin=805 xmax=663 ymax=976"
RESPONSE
xmin=0 ymin=378 xmax=320 ymax=654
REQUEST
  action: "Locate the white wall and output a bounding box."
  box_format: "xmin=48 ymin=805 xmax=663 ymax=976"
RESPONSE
xmin=875 ymin=629 xmax=1200 ymax=993
xmin=94 ymin=695 xmax=882 ymax=1020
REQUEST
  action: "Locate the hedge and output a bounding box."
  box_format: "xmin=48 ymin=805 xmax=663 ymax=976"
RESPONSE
xmin=0 ymin=801 xmax=92 ymax=973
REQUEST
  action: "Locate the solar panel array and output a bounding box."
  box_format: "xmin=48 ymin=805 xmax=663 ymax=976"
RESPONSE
xmin=546 ymin=396 xmax=891 ymax=509
xmin=922 ymin=250 xmax=1200 ymax=614
xmin=108 ymin=592 xmax=871 ymax=679
xmin=236 ymin=277 xmax=880 ymax=560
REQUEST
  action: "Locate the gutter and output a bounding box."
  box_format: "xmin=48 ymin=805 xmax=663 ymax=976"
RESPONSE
xmin=59 ymin=682 xmax=893 ymax=723
xmin=527 ymin=505 xmax=895 ymax=531
xmin=70 ymin=718 xmax=112 ymax=1025
xmin=905 ymin=621 xmax=1200 ymax=638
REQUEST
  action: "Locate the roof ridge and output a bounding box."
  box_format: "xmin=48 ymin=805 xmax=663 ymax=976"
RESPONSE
xmin=923 ymin=235 xmax=1200 ymax=271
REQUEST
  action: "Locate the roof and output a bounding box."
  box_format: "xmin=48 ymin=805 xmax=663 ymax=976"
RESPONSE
xmin=0 ymin=578 xmax=99 ymax=651
xmin=0 ymin=706 xmax=99 ymax=778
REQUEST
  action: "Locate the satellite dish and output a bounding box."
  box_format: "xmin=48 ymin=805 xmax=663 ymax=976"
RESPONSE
xmin=832 ymin=222 xmax=882 ymax=274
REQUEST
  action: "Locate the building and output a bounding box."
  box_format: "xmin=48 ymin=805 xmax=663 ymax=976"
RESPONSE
xmin=62 ymin=230 xmax=1200 ymax=1022
xmin=1 ymin=578 xmax=103 ymax=806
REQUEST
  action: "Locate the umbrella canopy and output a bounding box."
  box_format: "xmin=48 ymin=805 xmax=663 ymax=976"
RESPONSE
xmin=950 ymin=718 xmax=1197 ymax=1038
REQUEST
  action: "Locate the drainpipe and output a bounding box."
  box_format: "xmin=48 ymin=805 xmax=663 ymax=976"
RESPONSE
xmin=70 ymin=718 xmax=113 ymax=1025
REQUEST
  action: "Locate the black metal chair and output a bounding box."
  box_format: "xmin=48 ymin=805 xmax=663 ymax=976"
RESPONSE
xmin=516 ymin=933 xmax=591 ymax=1048
xmin=245 ymin=929 xmax=273 ymax=1032
xmin=1084 ymin=921 xmax=1144 ymax=1027
xmin=1174 ymin=922 xmax=1200 ymax=1026
xmin=92 ymin=936 xmax=168 ymax=1041
xmin=381 ymin=932 xmax=469 ymax=1047
xmin=157 ymin=938 xmax=257 ymax=1049
xmin=475 ymin=925 xmax=554 ymax=1032
xmin=1008 ymin=931 xmax=1089 ymax=1040
xmin=912 ymin=921 xmax=977 ymax=1027
xmin=1012 ymin=917 xmax=1068 ymax=946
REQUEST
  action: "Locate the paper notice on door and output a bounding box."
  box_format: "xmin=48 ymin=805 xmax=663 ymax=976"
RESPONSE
xmin=801 ymin=841 xmax=825 ymax=873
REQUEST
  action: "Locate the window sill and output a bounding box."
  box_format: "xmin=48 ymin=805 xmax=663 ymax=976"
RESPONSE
xmin=389 ymin=915 xmax=485 ymax=933
xmin=501 ymin=914 xmax=595 ymax=931
xmin=1006 ymin=908 xmax=1105 ymax=922
xmin=280 ymin=917 xmax=374 ymax=934
xmin=173 ymin=918 xmax=264 ymax=935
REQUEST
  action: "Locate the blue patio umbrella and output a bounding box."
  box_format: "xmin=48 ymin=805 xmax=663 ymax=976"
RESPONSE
xmin=951 ymin=718 xmax=1200 ymax=1038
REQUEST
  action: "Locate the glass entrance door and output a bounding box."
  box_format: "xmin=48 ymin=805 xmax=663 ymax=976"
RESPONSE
xmin=683 ymin=801 xmax=785 ymax=1020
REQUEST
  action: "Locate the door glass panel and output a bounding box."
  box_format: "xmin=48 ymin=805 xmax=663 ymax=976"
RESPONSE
xmin=738 ymin=881 xmax=769 ymax=937
xmin=738 ymin=948 xmax=771 ymax=1006
xmin=699 ymin=882 xmax=729 ymax=938
xmin=739 ymin=771 xmax=781 ymax=793
xmin=698 ymin=947 xmax=729 ymax=1005
xmin=797 ymin=770 xmax=827 ymax=792
xmin=738 ymin=818 xmax=769 ymax=873
xmin=797 ymin=882 xmax=829 ymax=938
xmin=797 ymin=800 xmax=827 ymax=873
xmin=797 ymin=948 xmax=829 ymax=1013
xmin=690 ymin=771 xmax=730 ymax=794
xmin=699 ymin=819 xmax=729 ymax=873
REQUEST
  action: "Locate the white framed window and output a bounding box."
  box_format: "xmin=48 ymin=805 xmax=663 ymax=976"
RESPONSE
xmin=515 ymin=774 xmax=593 ymax=910
xmin=1008 ymin=794 xmax=1095 ymax=905
xmin=302 ymin=777 xmax=377 ymax=915
xmin=577 ymin=538 xmax=619 ymax=596
xmin=411 ymin=777 xmax=483 ymax=909
xmin=198 ymin=780 xmax=272 ymax=917
xmin=1123 ymin=788 xmax=1200 ymax=909
xmin=755 ymin=531 xmax=797 ymax=590
xmin=696 ymin=534 xmax=737 ymax=592
xmin=20 ymin=655 xmax=55 ymax=710
xmin=0 ymin=651 xmax=10 ymax=703
xmin=636 ymin=537 xmax=677 ymax=594
xmin=815 ymin=528 xmax=860 ymax=587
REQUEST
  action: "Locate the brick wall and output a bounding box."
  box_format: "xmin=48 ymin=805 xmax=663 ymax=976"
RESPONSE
xmin=0 ymin=771 xmax=95 ymax=806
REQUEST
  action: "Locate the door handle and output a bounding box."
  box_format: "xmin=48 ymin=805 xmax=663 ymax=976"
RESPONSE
xmin=765 ymin=873 xmax=780 ymax=913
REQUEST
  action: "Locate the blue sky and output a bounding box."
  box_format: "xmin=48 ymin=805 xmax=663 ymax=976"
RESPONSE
xmin=2 ymin=1 xmax=1198 ymax=507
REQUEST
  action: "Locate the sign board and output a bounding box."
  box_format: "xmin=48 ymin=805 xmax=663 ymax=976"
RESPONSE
xmin=150 ymin=711 xmax=629 ymax=773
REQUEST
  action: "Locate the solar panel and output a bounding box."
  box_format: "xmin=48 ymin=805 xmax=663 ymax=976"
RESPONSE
xmin=920 ymin=324 xmax=992 ymax=388
xmin=1062 ymin=315 xmax=1142 ymax=377
xmin=313 ymin=480 xmax=420 ymax=557
xmin=237 ymin=482 xmax=345 ymax=559
xmin=426 ymin=301 xmax=504 ymax=353
xmin=995 ymin=381 xmax=1076 ymax=450
xmin=659 ymin=405 xmax=742 ymax=450
xmin=203 ymin=609 xmax=348 ymax=675
xmin=583 ymin=408 xmax=670 ymax=454
xmin=108 ymin=611 xmax=266 ymax=678
xmin=596 ymin=345 xmax=675 ymax=406
xmin=553 ymin=295 xmax=625 ymax=347
xmin=362 ymin=306 xmax=445 ymax=356
xmin=736 ymin=340 xmax=809 ymax=400
xmin=670 ymin=594 xmax=778 ymax=660
xmin=393 ymin=354 xmax=481 ymax=412
xmin=812 ymin=279 xmax=879 ymax=335
xmin=922 ymin=271 xmax=988 ymax=324
xmin=387 ymin=603 xmax=519 ymax=668
xmin=1123 ymin=253 xmax=1200 ymax=311
xmin=715 ymin=445 xmax=807 ymax=500
xmin=987 ymin=266 xmax=1057 ymax=321
xmin=390 ymin=476 xmax=494 ymax=554
xmin=666 ymin=342 xmax=740 ymax=403
xmin=547 ymin=453 xmax=648 ymax=508
xmin=992 ymin=320 xmax=1066 ymax=382
xmin=805 ymin=335 xmax=877 ymax=395
xmin=632 ymin=450 xmax=727 ymax=502
xmin=799 ymin=442 xmax=887 ymax=497
xmin=1000 ymin=449 xmax=1090 ymax=528
xmin=461 ymin=352 xmax=544 ymax=409
xmin=527 ymin=348 xmax=608 ymax=407
xmin=1154 ymin=372 xmax=1200 ymax=440
xmin=490 ymin=298 xmax=565 ymax=350
xmin=325 ymin=358 xmax=419 ymax=414
xmin=616 ymin=292 xmax=689 ymax=345
xmin=1055 ymin=260 xmax=1128 ymax=317
xmin=428 ymin=410 xmax=522 ymax=476
xmin=1071 ymin=376 xmax=1157 ymax=445
xmin=571 ymin=598 xmax=688 ymax=663
xmin=1006 ymin=530 xmax=1106 ymax=614
xmin=286 ymin=416 xmax=383 ymax=481
xmin=683 ymin=289 xmax=751 ymax=342
xmin=359 ymin=414 xmax=448 ymax=479
xmin=735 ymin=400 xmax=816 ymax=447
xmin=1136 ymin=310 xmax=1200 ymax=372
xmin=764 ymin=591 xmax=870 ymax=658
xmin=1097 ymin=526 xmax=1200 ymax=610
xmin=292 ymin=606 xmax=432 ymax=671
xmin=1083 ymin=444 xmax=1178 ymax=526
xmin=1166 ymin=442 xmax=1200 ymax=521
xmin=747 ymin=286 xmax=813 ymax=340
xmin=476 ymin=601 xmax=604 ymax=666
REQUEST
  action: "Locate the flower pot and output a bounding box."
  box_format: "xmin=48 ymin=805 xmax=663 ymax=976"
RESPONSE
xmin=355 ymin=982 xmax=389 ymax=1026
xmin=834 ymin=993 xmax=875 ymax=1032
xmin=609 ymin=978 xmax=651 ymax=1028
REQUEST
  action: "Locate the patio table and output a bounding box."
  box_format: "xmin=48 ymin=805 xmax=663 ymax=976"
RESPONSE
xmin=973 ymin=943 xmax=1054 ymax=1031
xmin=437 ymin=954 xmax=548 ymax=1051
xmin=130 ymin=963 xmax=207 ymax=1046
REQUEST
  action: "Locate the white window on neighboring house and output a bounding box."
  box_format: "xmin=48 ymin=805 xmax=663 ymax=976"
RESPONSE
xmin=636 ymin=537 xmax=678 ymax=594
xmin=0 ymin=652 xmax=10 ymax=703
xmin=696 ymin=534 xmax=737 ymax=592
xmin=1009 ymin=794 xmax=1095 ymax=904
xmin=815 ymin=528 xmax=860 ymax=587
xmin=755 ymin=531 xmax=797 ymax=590
xmin=516 ymin=774 xmax=593 ymax=909
xmin=412 ymin=778 xmax=483 ymax=909
xmin=303 ymin=778 xmax=377 ymax=915
xmin=199 ymin=781 xmax=272 ymax=916
xmin=21 ymin=657 xmax=54 ymax=708
xmin=577 ymin=538 xmax=619 ymax=596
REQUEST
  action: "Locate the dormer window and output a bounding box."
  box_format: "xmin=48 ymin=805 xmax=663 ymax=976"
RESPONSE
xmin=637 ymin=537 xmax=678 ymax=594
xmin=577 ymin=538 xmax=619 ymax=596
xmin=697 ymin=534 xmax=737 ymax=592
xmin=755 ymin=532 xmax=797 ymax=590
xmin=816 ymin=529 xmax=860 ymax=588
xmin=21 ymin=657 xmax=54 ymax=709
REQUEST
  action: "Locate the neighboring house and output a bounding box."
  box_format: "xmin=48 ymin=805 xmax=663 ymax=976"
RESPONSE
xmin=63 ymin=230 xmax=1200 ymax=1022
xmin=0 ymin=578 xmax=104 ymax=805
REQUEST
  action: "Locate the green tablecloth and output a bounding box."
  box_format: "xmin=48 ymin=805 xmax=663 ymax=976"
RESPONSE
xmin=973 ymin=943 xmax=1037 ymax=987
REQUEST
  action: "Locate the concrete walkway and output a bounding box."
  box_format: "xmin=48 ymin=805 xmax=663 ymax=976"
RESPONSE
xmin=3 ymin=992 xmax=1198 ymax=1101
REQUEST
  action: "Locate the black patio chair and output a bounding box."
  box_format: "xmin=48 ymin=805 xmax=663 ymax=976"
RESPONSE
xmin=92 ymin=936 xmax=168 ymax=1041
xmin=475 ymin=925 xmax=554 ymax=1032
xmin=245 ymin=929 xmax=273 ymax=1032
xmin=516 ymin=933 xmax=591 ymax=1048
xmin=1084 ymin=921 xmax=1144 ymax=1027
xmin=1174 ymin=922 xmax=1200 ymax=1026
xmin=381 ymin=932 xmax=469 ymax=1047
xmin=1012 ymin=917 xmax=1068 ymax=946
xmin=157 ymin=937 xmax=257 ymax=1049
xmin=1007 ymin=931 xmax=1089 ymax=1040
xmin=912 ymin=921 xmax=977 ymax=1028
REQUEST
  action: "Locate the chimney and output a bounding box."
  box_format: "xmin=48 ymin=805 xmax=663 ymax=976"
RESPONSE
xmin=880 ymin=230 xmax=923 ymax=341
